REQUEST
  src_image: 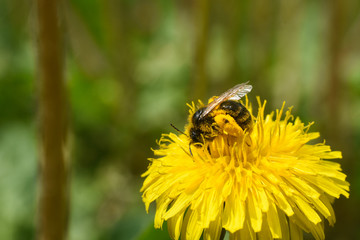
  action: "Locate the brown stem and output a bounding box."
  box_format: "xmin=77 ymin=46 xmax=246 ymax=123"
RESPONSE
xmin=36 ymin=0 xmax=68 ymax=239
xmin=328 ymin=0 xmax=344 ymax=140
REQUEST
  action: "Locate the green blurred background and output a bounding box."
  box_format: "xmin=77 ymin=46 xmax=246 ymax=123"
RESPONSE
xmin=1 ymin=0 xmax=359 ymax=239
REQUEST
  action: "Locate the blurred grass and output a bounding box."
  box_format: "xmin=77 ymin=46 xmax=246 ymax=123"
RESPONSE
xmin=0 ymin=0 xmax=360 ymax=239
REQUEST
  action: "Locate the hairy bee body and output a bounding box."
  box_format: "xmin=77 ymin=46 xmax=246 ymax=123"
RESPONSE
xmin=183 ymin=82 xmax=253 ymax=146
xmin=189 ymin=100 xmax=252 ymax=145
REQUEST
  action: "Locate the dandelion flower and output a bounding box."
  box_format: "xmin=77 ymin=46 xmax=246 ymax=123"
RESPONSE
xmin=141 ymin=97 xmax=349 ymax=240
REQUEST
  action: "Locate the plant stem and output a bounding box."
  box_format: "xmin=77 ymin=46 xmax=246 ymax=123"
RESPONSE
xmin=36 ymin=0 xmax=69 ymax=239
xmin=220 ymin=228 xmax=226 ymax=240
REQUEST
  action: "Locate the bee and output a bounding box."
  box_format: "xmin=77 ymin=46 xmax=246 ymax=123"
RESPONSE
xmin=188 ymin=82 xmax=253 ymax=145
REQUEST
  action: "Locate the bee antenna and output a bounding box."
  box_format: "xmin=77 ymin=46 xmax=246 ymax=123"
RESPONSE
xmin=171 ymin=124 xmax=193 ymax=156
xmin=170 ymin=124 xmax=187 ymax=136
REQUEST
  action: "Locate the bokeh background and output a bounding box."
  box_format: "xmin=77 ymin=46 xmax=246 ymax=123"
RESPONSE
xmin=1 ymin=0 xmax=360 ymax=239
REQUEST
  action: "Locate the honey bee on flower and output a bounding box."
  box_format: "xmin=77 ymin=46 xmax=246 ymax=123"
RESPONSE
xmin=141 ymin=83 xmax=349 ymax=240
xmin=187 ymin=82 xmax=253 ymax=146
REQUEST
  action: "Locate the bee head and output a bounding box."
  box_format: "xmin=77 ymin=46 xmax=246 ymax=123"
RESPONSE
xmin=189 ymin=127 xmax=204 ymax=144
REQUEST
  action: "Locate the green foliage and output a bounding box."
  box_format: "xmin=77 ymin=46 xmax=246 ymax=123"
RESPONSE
xmin=137 ymin=223 xmax=170 ymax=240
xmin=71 ymin=0 xmax=106 ymax=46
xmin=1 ymin=0 xmax=360 ymax=239
xmin=0 ymin=124 xmax=37 ymax=240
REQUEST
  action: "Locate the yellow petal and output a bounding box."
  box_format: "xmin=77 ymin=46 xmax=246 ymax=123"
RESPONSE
xmin=286 ymin=176 xmax=320 ymax=199
xmin=273 ymin=190 xmax=294 ymax=216
xmin=278 ymin=210 xmax=290 ymax=240
xmin=229 ymin=220 xmax=256 ymax=240
xmin=154 ymin=197 xmax=172 ymax=228
xmin=247 ymin=189 xmax=263 ymax=232
xmin=302 ymin=175 xmax=349 ymax=198
xmin=289 ymin=219 xmax=303 ymax=240
xmin=181 ymin=209 xmax=203 ymax=240
xmin=168 ymin=210 xmax=185 ymax=240
xmin=257 ymin=186 xmax=269 ymax=212
xmin=164 ymin=193 xmax=191 ymax=220
xmin=309 ymin=222 xmax=325 ymax=240
xmin=223 ymin=191 xmax=246 ymax=233
xmin=256 ymin=217 xmax=272 ymax=240
xmin=266 ymin=202 xmax=282 ymax=239
xmin=293 ymin=195 xmax=321 ymax=224
xmin=319 ymin=195 xmax=336 ymax=225
xmin=203 ymin=213 xmax=222 ymax=240
xmin=197 ymin=189 xmax=222 ymax=228
xmin=311 ymin=197 xmax=331 ymax=219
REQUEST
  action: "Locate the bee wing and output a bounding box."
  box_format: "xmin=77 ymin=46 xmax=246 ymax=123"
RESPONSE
xmin=228 ymin=83 xmax=252 ymax=100
xmin=199 ymin=82 xmax=252 ymax=119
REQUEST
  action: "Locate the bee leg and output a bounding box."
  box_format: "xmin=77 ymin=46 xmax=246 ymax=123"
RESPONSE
xmin=207 ymin=145 xmax=211 ymax=154
xmin=189 ymin=142 xmax=193 ymax=156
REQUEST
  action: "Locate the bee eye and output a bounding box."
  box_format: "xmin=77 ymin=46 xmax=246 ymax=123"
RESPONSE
xmin=192 ymin=108 xmax=205 ymax=124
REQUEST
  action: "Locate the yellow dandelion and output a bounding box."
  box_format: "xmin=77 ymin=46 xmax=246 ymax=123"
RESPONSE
xmin=141 ymin=96 xmax=349 ymax=240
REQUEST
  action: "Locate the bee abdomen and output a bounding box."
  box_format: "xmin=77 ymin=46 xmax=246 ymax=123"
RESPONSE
xmin=219 ymin=100 xmax=252 ymax=131
xmin=235 ymin=109 xmax=252 ymax=130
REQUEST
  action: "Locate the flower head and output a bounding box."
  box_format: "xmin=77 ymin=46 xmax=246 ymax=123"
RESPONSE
xmin=141 ymin=97 xmax=349 ymax=240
